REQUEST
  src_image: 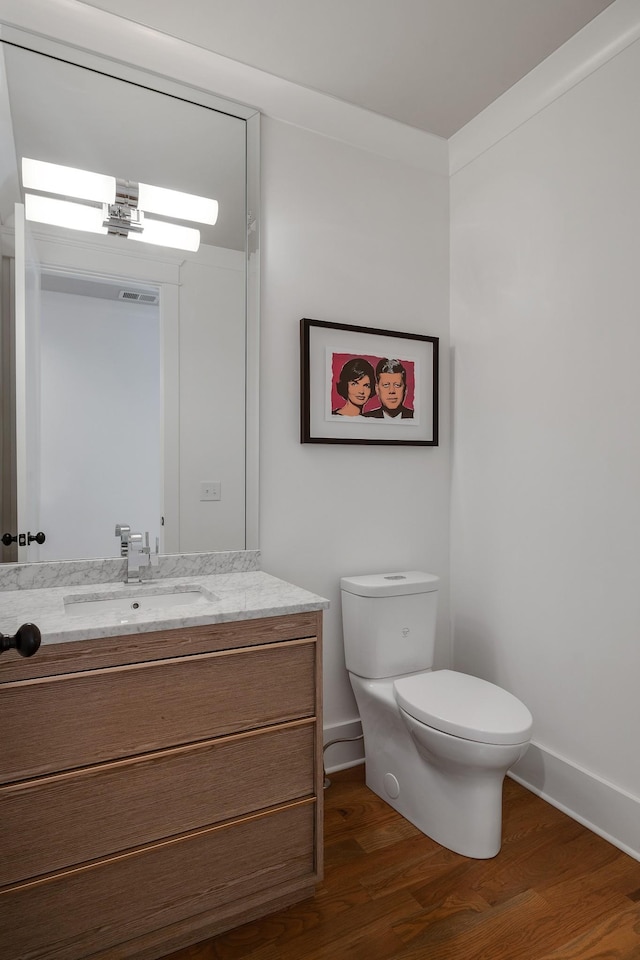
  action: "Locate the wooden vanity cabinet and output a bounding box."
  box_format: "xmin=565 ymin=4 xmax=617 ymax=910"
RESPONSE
xmin=0 ymin=610 xmax=323 ymax=960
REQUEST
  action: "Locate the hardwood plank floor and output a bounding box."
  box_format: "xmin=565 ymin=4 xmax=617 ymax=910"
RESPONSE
xmin=163 ymin=765 xmax=640 ymax=960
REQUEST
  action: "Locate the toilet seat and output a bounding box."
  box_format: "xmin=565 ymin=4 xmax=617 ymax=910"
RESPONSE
xmin=394 ymin=669 xmax=532 ymax=746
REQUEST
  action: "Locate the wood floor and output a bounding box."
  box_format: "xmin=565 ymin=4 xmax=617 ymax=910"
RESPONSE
xmin=163 ymin=765 xmax=640 ymax=960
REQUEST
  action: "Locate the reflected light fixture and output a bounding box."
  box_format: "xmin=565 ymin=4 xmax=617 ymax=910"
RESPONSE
xmin=24 ymin=195 xmax=107 ymax=234
xmin=22 ymin=158 xmax=115 ymax=204
xmin=21 ymin=158 xmax=218 ymax=253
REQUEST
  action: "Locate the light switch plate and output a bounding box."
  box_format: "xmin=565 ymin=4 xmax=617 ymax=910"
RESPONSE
xmin=200 ymin=481 xmax=221 ymax=501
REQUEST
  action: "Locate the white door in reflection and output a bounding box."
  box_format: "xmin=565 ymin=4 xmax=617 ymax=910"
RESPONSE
xmin=38 ymin=275 xmax=162 ymax=561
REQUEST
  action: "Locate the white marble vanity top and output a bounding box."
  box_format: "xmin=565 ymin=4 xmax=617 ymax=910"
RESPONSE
xmin=0 ymin=559 xmax=329 ymax=645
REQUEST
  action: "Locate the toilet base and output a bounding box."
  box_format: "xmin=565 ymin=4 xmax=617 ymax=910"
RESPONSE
xmin=350 ymin=673 xmax=529 ymax=859
xmin=364 ymin=742 xmax=504 ymax=859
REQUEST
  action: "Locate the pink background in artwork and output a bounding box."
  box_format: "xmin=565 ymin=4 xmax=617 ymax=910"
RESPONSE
xmin=331 ymin=353 xmax=416 ymax=413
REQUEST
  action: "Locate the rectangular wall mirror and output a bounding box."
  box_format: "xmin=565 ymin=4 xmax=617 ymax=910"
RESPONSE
xmin=0 ymin=26 xmax=259 ymax=564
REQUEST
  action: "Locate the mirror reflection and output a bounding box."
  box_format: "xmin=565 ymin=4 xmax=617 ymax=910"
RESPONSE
xmin=0 ymin=39 xmax=256 ymax=564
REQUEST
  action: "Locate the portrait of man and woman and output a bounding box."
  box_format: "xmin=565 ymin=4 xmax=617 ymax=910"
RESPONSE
xmin=331 ymin=353 xmax=415 ymax=420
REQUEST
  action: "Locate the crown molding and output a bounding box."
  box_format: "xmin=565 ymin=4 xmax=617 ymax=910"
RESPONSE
xmin=0 ymin=0 xmax=448 ymax=176
xmin=449 ymin=0 xmax=640 ymax=176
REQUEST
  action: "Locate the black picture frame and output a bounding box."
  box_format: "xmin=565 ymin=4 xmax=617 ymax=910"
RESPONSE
xmin=300 ymin=318 xmax=439 ymax=445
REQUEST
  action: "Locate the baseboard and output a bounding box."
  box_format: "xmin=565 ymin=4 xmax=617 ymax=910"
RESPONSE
xmin=509 ymin=741 xmax=640 ymax=862
xmin=323 ymin=719 xmax=364 ymax=774
xmin=324 ymin=726 xmax=640 ymax=861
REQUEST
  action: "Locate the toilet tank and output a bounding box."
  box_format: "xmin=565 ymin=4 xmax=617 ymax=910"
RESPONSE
xmin=341 ymin=571 xmax=439 ymax=679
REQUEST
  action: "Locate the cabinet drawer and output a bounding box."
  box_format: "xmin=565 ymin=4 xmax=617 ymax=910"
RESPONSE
xmin=0 ymin=720 xmax=315 ymax=888
xmin=0 ymin=800 xmax=316 ymax=960
xmin=0 ymin=639 xmax=316 ymax=782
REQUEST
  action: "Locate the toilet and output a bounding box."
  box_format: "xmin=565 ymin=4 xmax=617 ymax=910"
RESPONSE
xmin=341 ymin=571 xmax=532 ymax=859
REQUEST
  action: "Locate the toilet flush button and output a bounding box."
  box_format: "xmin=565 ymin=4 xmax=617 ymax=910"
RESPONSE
xmin=383 ymin=772 xmax=400 ymax=799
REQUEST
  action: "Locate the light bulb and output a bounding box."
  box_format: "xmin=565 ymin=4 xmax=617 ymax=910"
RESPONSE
xmin=25 ymin=195 xmax=107 ymax=234
xmin=138 ymin=182 xmax=218 ymax=225
xmin=22 ymin=158 xmax=115 ymax=204
xmin=129 ymin=217 xmax=200 ymax=252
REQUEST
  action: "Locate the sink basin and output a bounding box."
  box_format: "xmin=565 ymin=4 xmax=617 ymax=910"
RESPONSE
xmin=64 ymin=588 xmax=212 ymax=617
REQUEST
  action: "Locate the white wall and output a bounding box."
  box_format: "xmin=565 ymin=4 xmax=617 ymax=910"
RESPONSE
xmin=450 ymin=10 xmax=640 ymax=854
xmin=258 ymin=118 xmax=450 ymax=742
xmin=177 ymin=250 xmax=246 ymax=554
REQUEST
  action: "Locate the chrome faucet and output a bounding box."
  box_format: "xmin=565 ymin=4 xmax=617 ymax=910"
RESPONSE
xmin=115 ymin=524 xmax=159 ymax=583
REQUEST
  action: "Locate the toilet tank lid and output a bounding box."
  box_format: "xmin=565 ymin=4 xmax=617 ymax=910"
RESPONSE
xmin=340 ymin=571 xmax=439 ymax=597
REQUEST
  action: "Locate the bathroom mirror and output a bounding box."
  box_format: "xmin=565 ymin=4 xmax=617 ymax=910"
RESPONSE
xmin=0 ymin=28 xmax=259 ymax=564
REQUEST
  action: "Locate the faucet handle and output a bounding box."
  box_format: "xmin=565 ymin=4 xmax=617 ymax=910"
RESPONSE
xmin=115 ymin=524 xmax=131 ymax=558
xmin=150 ymin=535 xmax=160 ymax=567
xmin=143 ymin=532 xmax=160 ymax=567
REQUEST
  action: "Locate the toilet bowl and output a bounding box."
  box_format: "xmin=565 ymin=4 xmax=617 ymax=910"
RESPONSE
xmin=341 ymin=572 xmax=532 ymax=859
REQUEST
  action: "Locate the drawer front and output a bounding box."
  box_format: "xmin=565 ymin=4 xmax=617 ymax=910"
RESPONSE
xmin=0 ymin=612 xmax=322 ymax=682
xmin=0 ymin=639 xmax=316 ymax=782
xmin=0 ymin=800 xmax=316 ymax=960
xmin=0 ymin=721 xmax=316 ymax=888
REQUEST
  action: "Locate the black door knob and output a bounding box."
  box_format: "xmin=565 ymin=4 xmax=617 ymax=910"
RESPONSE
xmin=1 ymin=532 xmax=17 ymax=546
xmin=27 ymin=531 xmax=46 ymax=545
xmin=0 ymin=623 xmax=42 ymax=657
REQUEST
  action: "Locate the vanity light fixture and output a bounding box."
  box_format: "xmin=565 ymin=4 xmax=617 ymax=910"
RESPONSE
xmin=24 ymin=194 xmax=107 ymax=235
xmin=22 ymin=158 xmax=115 ymax=204
xmin=21 ymin=158 xmax=217 ymax=253
xmin=128 ymin=218 xmax=200 ymax=252
xmin=137 ymin=182 xmax=218 ymax=225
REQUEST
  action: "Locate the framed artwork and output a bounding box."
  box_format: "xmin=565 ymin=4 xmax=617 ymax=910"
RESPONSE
xmin=300 ymin=318 xmax=439 ymax=445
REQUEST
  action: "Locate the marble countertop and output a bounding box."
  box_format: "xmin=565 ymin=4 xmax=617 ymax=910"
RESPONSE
xmin=0 ymin=570 xmax=329 ymax=645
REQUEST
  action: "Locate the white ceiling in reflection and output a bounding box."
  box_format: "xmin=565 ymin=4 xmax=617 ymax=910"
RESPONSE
xmin=0 ymin=42 xmax=247 ymax=251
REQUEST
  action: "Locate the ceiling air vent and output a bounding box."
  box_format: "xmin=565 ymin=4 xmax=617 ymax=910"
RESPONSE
xmin=118 ymin=289 xmax=159 ymax=305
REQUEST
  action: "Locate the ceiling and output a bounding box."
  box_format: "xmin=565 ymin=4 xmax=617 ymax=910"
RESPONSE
xmin=76 ymin=0 xmax=615 ymax=138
